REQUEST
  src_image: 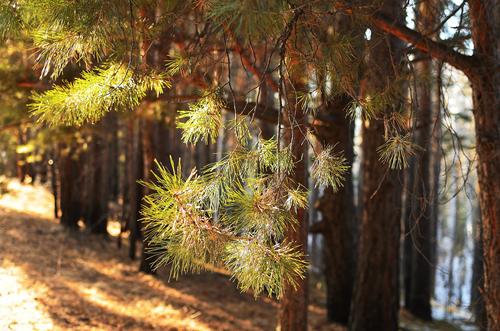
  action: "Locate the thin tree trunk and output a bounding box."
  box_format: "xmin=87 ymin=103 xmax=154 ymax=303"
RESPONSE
xmin=470 ymin=72 xmax=500 ymax=330
xmin=279 ymin=111 xmax=308 ymax=331
xmin=429 ymin=63 xmax=442 ymax=297
xmin=81 ymin=117 xmax=112 ymax=235
xmin=16 ymin=127 xmax=27 ymax=183
xmin=127 ymin=117 xmax=141 ymax=260
xmin=471 ymin=203 xmax=487 ymax=330
xmin=50 ymin=150 xmax=59 ymax=219
xmin=139 ymin=116 xmax=156 ymax=274
xmin=403 ymin=150 xmax=416 ymax=309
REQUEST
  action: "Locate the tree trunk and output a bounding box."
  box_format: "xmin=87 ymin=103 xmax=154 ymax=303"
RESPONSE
xmin=127 ymin=117 xmax=142 ymax=260
xmin=84 ymin=122 xmax=110 ymax=235
xmin=465 ymin=2 xmax=499 ymax=328
xmin=49 ymin=150 xmax=59 ymax=219
xmin=139 ymin=115 xmax=156 ymax=274
xmin=429 ymin=63 xmax=442 ymax=298
xmin=279 ymin=115 xmax=308 ymax=331
xmin=349 ymin=0 xmax=404 ymax=330
xmin=279 ymin=58 xmax=309 ymax=331
xmin=16 ymin=127 xmax=27 ymax=183
xmin=403 ymin=150 xmax=416 ymax=309
xmin=471 ymin=203 xmax=487 ymax=330
xmin=107 ymin=113 xmax=119 ymax=201
xmin=314 ymin=95 xmax=355 ymax=324
xmin=470 ymin=71 xmax=500 ymax=330
xmin=59 ymin=143 xmax=82 ymax=229
xmin=406 ymin=1 xmax=442 ymax=319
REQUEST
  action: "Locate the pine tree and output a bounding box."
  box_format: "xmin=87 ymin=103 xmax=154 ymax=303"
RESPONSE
xmin=3 ymin=0 xmax=355 ymax=307
xmin=404 ymin=0 xmax=442 ymax=320
xmin=349 ymin=0 xmax=405 ymax=330
xmin=335 ymin=1 xmax=500 ymax=327
xmin=1 ymin=1 xmax=433 ymax=329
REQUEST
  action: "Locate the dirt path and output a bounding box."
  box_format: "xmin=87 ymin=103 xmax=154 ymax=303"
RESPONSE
xmin=0 ymin=181 xmax=340 ymax=331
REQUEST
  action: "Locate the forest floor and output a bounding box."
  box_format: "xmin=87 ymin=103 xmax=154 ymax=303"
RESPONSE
xmin=0 ymin=180 xmax=476 ymax=331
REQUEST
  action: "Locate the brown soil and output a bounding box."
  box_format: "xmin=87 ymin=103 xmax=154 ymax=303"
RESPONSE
xmin=0 ymin=180 xmax=473 ymax=331
xmin=0 ymin=180 xmax=342 ymax=331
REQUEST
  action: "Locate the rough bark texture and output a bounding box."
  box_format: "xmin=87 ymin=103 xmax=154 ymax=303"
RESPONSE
xmin=279 ymin=51 xmax=308 ymax=331
xmin=310 ymin=9 xmax=360 ymax=324
xmin=471 ymin=70 xmax=500 ymax=331
xmin=315 ymin=95 xmax=355 ymax=324
xmin=344 ymin=0 xmax=500 ymax=327
xmin=468 ymin=1 xmax=500 ymax=329
xmin=279 ymin=111 xmax=308 ymax=331
xmin=349 ymin=0 xmax=403 ymax=330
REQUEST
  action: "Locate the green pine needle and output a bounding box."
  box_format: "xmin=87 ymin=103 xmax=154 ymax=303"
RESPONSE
xmin=224 ymin=240 xmax=307 ymax=299
xmin=177 ymin=93 xmax=225 ymax=144
xmin=30 ymin=63 xmax=170 ymax=126
xmin=311 ymin=146 xmax=349 ymax=191
xmin=377 ymin=134 xmax=415 ymax=169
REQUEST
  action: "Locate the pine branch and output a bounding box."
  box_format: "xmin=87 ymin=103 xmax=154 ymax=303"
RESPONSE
xmin=30 ymin=63 xmax=169 ymax=126
xmin=228 ymin=30 xmax=279 ymax=92
xmin=333 ymin=1 xmax=479 ymax=77
xmin=141 ymin=157 xmax=308 ymax=298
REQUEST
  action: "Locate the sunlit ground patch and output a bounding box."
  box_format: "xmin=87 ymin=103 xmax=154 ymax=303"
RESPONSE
xmin=0 ymin=179 xmax=54 ymax=218
xmin=0 ymin=261 xmax=54 ymax=331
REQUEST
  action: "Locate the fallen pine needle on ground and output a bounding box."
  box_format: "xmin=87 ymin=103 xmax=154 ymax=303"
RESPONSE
xmin=0 ymin=180 xmax=471 ymax=331
xmin=0 ymin=180 xmax=343 ymax=331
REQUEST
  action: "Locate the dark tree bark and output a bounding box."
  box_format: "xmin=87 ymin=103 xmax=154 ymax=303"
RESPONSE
xmin=337 ymin=0 xmax=500 ymax=327
xmin=279 ymin=26 xmax=309 ymax=329
xmin=126 ymin=116 xmax=142 ymax=260
xmin=403 ymin=151 xmax=416 ymax=309
xmin=49 ymin=150 xmax=59 ymax=219
xmin=429 ymin=63 xmax=442 ymax=297
xmin=59 ymin=143 xmax=83 ymax=229
xmin=314 ymin=95 xmax=355 ymax=324
xmin=310 ymin=8 xmax=361 ymax=325
xmin=405 ymin=1 xmax=441 ymax=320
xmin=279 ymin=107 xmax=308 ymax=331
xmin=471 ymin=204 xmax=487 ymax=330
xmin=139 ymin=115 xmax=156 ymax=274
xmin=349 ymin=0 xmax=404 ymax=330
xmin=107 ymin=113 xmax=120 ymax=201
xmin=83 ymin=120 xmax=111 ymax=235
xmin=16 ymin=127 xmax=27 ymax=183
xmin=467 ymin=4 xmax=500 ymax=329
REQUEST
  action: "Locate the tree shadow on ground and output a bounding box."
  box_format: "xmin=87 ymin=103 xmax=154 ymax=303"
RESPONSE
xmin=0 ymin=207 xmax=279 ymax=330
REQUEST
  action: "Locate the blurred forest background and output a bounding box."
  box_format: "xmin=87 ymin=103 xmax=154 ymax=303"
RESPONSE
xmin=0 ymin=0 xmax=498 ymax=331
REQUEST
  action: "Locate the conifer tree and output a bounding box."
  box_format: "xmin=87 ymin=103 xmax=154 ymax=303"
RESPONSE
xmin=1 ymin=1 xmax=427 ymax=329
xmin=349 ymin=0 xmax=406 ymax=330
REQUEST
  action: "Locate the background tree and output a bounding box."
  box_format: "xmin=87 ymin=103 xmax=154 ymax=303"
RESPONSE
xmin=349 ymin=0 xmax=405 ymax=330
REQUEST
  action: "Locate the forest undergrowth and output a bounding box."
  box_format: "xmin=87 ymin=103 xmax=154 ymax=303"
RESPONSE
xmin=0 ymin=180 xmax=468 ymax=331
